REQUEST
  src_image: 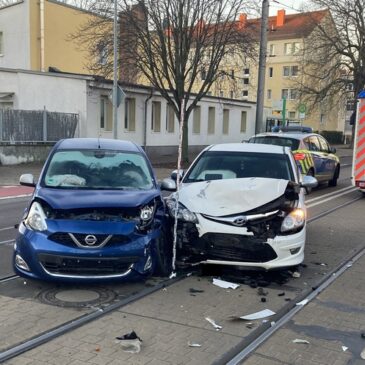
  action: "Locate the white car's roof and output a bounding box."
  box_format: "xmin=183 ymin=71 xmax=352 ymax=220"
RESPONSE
xmin=207 ymin=143 xmax=289 ymax=154
xmin=253 ymin=132 xmax=312 ymax=140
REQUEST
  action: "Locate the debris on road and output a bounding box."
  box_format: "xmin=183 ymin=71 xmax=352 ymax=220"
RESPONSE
xmin=189 ymin=288 xmax=205 ymax=294
xmin=188 ymin=342 xmax=202 ymax=347
xmin=239 ymin=309 xmax=276 ymax=321
xmin=246 ymin=322 xmax=255 ymax=329
xmin=115 ymin=331 xmax=142 ymax=354
xmin=205 ymin=317 xmax=223 ymax=330
xmin=169 ymin=272 xmax=177 ymax=279
xmin=292 ymin=271 xmax=301 ymax=278
xmin=342 ymin=346 xmax=348 ymax=352
xmin=213 ymin=278 xmax=240 ymax=289
xmin=278 ymin=292 xmax=285 ymax=296
xmin=361 ymin=347 xmax=365 ymax=360
xmin=257 ymin=287 xmax=268 ymax=296
xmin=261 ymin=297 xmax=267 ymax=303
xmin=361 ymin=332 xmax=365 ymax=339
xmin=293 ymin=339 xmax=310 ymax=344
xmin=296 ymin=299 xmax=309 ymax=306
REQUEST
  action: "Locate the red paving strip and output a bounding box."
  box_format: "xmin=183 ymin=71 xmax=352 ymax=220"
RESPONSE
xmin=0 ymin=186 xmax=34 ymax=199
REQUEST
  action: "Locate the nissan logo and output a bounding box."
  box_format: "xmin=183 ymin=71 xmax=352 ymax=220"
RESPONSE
xmin=84 ymin=235 xmax=98 ymax=246
xmin=232 ymin=216 xmax=247 ymax=227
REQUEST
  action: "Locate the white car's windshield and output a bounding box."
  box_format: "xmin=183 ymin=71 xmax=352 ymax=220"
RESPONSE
xmin=184 ymin=151 xmax=294 ymax=182
xmin=43 ymin=149 xmax=154 ymax=190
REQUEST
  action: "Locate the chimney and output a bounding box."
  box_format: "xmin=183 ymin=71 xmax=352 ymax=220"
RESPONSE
xmin=276 ymin=9 xmax=285 ymax=27
xmin=238 ymin=13 xmax=247 ymax=30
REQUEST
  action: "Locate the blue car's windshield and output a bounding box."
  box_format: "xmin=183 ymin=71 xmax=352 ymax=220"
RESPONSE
xmin=43 ymin=150 xmax=154 ymax=190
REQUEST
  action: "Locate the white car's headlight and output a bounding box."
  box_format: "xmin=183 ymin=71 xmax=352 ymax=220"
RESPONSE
xmin=25 ymin=201 xmax=47 ymax=231
xmin=166 ymin=199 xmax=198 ymax=223
xmin=281 ymin=208 xmax=305 ymax=232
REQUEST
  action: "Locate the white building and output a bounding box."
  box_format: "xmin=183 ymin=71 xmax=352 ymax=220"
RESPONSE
xmin=0 ymin=68 xmax=257 ymax=163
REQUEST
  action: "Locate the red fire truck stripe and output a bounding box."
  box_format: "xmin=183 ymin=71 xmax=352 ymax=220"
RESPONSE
xmin=355 ymin=171 xmax=365 ymax=181
xmin=356 ymin=146 xmax=365 ymax=160
xmin=358 ymin=136 xmax=365 ymax=149
xmin=360 ymin=115 xmax=365 ymax=126
xmin=358 ymin=125 xmax=365 ymax=139
xmin=355 ymin=157 xmax=365 ymax=172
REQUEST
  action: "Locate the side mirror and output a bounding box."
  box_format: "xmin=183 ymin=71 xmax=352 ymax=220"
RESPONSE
xmin=19 ymin=174 xmax=36 ymax=187
xmin=329 ymin=146 xmax=336 ymax=154
xmin=160 ymin=178 xmax=177 ymax=191
xmin=301 ymin=175 xmax=318 ymax=193
xmin=170 ymin=169 xmax=184 ymax=181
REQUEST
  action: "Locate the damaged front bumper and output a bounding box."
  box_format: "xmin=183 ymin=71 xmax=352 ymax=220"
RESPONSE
xmin=175 ymin=213 xmax=305 ymax=270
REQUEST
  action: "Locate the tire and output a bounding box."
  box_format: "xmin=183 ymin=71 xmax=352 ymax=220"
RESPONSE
xmin=154 ymin=230 xmax=173 ymax=277
xmin=328 ymin=165 xmax=340 ymax=187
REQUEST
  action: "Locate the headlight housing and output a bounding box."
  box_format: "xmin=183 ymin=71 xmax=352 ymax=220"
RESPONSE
xmin=25 ymin=201 xmax=47 ymax=232
xmin=138 ymin=201 xmax=156 ymax=230
xmin=166 ymin=199 xmax=198 ymax=223
xmin=281 ymin=208 xmax=305 ymax=232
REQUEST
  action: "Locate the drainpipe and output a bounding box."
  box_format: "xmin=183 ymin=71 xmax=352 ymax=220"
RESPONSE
xmin=40 ymin=0 xmax=45 ymax=72
xmin=143 ymin=89 xmax=153 ymax=150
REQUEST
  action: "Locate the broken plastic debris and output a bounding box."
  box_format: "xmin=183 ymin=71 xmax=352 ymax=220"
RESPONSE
xmin=115 ymin=331 xmax=142 ymax=354
xmin=240 ymin=309 xmax=276 ymax=321
xmin=246 ymin=322 xmax=255 ymax=329
xmin=95 ymin=346 xmax=100 ymax=352
xmin=296 ymin=299 xmax=309 ymax=306
xmin=188 ymin=342 xmax=202 ymax=347
xmin=292 ymin=271 xmax=301 ymax=278
xmin=213 ymin=278 xmax=240 ymax=289
xmin=361 ymin=332 xmax=365 ymax=339
xmin=270 ymin=321 xmax=275 ymax=327
xmin=361 ymin=348 xmax=365 ymax=360
xmin=261 ymin=297 xmax=267 ymax=303
xmin=189 ymin=288 xmax=205 ymax=293
xmin=205 ymin=317 xmax=222 ymax=330
xmin=169 ymin=272 xmax=177 ymax=279
xmin=257 ymin=287 xmax=268 ymax=296
xmin=293 ymin=337 xmax=310 ymax=343
xmin=342 ymin=346 xmax=348 ymax=352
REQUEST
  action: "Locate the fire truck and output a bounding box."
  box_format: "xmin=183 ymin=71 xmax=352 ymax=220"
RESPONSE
xmin=352 ymin=90 xmax=365 ymax=192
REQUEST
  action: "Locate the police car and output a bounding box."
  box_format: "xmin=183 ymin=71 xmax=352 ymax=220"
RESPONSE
xmin=248 ymin=132 xmax=340 ymax=187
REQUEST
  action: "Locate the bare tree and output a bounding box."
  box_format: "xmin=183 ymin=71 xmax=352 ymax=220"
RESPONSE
xmin=73 ymin=0 xmax=256 ymax=162
xmin=297 ymin=1 xmax=365 ymax=140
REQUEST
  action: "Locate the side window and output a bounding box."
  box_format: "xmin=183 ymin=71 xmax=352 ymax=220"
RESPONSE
xmin=318 ymin=136 xmax=329 ymax=152
xmin=308 ymin=136 xmax=321 ymax=152
xmin=302 ymin=138 xmax=310 ymax=150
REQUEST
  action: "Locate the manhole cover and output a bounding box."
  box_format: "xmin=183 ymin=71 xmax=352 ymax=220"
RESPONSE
xmin=38 ymin=287 xmax=117 ymax=308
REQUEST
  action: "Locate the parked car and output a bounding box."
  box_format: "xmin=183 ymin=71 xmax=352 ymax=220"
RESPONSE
xmin=248 ymin=132 xmax=340 ymax=186
xmin=14 ymin=138 xmax=171 ymax=282
xmin=161 ymin=143 xmax=317 ymax=270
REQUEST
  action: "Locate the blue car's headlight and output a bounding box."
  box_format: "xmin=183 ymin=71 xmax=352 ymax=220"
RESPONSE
xmin=25 ymin=201 xmax=47 ymax=232
xmin=165 ymin=199 xmax=198 ymax=223
xmin=137 ymin=201 xmax=156 ymax=230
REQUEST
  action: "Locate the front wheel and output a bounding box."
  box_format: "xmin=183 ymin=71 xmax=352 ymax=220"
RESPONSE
xmin=328 ymin=165 xmax=340 ymax=187
xmin=153 ymin=231 xmax=173 ymax=277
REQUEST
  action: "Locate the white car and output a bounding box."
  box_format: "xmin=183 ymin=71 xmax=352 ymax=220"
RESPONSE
xmin=161 ymin=143 xmax=317 ymax=270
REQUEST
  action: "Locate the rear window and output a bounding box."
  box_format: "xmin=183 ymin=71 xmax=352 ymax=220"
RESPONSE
xmin=249 ymin=136 xmax=300 ymax=150
xmin=184 ymin=151 xmax=294 ymax=182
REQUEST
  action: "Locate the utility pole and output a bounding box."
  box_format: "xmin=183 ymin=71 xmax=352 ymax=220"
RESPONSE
xmin=255 ymin=0 xmax=269 ymax=134
xmin=112 ymin=0 xmax=118 ymax=139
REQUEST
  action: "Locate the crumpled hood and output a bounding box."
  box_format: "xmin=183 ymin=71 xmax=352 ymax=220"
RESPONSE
xmin=178 ymin=178 xmax=289 ymax=216
xmin=34 ymin=187 xmax=160 ymax=209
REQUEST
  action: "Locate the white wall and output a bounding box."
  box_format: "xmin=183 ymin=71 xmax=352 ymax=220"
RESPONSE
xmin=0 ymin=2 xmax=30 ymax=69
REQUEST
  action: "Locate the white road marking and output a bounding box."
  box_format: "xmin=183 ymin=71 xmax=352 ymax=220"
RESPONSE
xmin=0 ymin=194 xmax=31 ymax=201
xmin=0 ymin=239 xmax=15 ymax=245
xmin=0 ymin=226 xmax=15 ymax=232
xmin=307 ymin=188 xmax=358 ymax=208
xmin=306 ymin=185 xmax=355 ymax=204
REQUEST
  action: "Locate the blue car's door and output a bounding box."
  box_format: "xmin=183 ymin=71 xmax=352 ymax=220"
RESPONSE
xmin=317 ymin=135 xmax=337 ymax=178
xmin=306 ymin=135 xmax=329 ymax=181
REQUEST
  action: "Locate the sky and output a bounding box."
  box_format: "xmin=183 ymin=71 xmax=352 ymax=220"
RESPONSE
xmin=268 ymin=0 xmax=309 ymax=15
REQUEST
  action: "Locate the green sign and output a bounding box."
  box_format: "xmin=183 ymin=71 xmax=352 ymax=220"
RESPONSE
xmin=298 ymin=104 xmax=306 ymax=113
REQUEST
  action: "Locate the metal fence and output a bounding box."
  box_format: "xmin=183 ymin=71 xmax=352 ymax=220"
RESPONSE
xmin=0 ymin=109 xmax=79 ymax=142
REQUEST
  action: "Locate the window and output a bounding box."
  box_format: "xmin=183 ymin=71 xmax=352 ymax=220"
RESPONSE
xmin=124 ymin=98 xmax=136 ymax=131
xmin=283 ymin=65 xmax=299 ymax=77
xmin=219 ymin=90 xmax=224 ymax=97
xmin=269 ymin=67 xmax=273 ymax=77
xmin=244 ymin=68 xmax=250 ymax=75
xmin=283 ymin=66 xmax=290 ymax=77
xmin=97 ymin=41 xmax=108 ymax=65
xmin=166 ymin=104 xmax=175 ymax=133
xmin=230 ymin=90 xmax=234 ymax=99
xmin=308 ymin=136 xmax=321 ymax=152
xmin=100 ymin=96 xmax=112 ymax=131
xmin=267 ymin=89 xmax=272 ymax=100
xmin=201 ymin=68 xmax=207 ymax=80
xmin=151 ymin=101 xmax=161 ymax=132
xmin=284 ymin=42 xmax=301 ymax=55
xmin=281 ymin=89 xmax=297 ymax=100
xmin=208 ymin=107 xmax=215 ymax=134
xmin=243 ymin=78 xmax=249 ymax=85
xmin=242 ymin=90 xmax=248 ymax=98
xmin=289 ymin=111 xmax=296 ymax=119
xmin=193 ymin=106 xmax=201 ymax=134
xmin=284 ymin=43 xmax=292 ymax=55
xmin=223 ymin=109 xmax=229 ymax=135
xmin=318 ymin=136 xmax=330 ymax=152
xmin=293 ymin=42 xmax=300 ymax=54
xmin=240 ymin=111 xmax=247 ymax=132
xmin=269 ymin=44 xmax=275 ymax=56
xmin=230 ymin=69 xmax=235 ymax=79
xmin=0 ymin=32 xmax=3 ymax=55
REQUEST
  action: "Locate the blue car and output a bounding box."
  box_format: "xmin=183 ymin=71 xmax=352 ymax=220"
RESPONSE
xmin=14 ymin=138 xmax=171 ymax=282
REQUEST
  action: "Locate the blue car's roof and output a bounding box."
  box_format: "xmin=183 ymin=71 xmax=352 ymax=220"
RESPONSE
xmin=56 ymin=138 xmax=142 ymax=152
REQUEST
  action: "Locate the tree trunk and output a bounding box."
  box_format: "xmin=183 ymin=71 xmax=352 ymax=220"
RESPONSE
xmin=182 ymin=118 xmax=189 ymax=165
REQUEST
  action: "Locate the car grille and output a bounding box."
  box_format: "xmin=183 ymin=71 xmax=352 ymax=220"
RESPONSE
xmin=201 ymin=233 xmax=277 ymax=263
xmin=48 ymin=232 xmax=130 ymax=248
xmin=38 ymin=253 xmax=139 ymax=276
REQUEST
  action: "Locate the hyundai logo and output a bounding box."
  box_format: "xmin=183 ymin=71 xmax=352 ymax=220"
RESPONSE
xmin=232 ymin=216 xmax=247 ymax=227
xmin=84 ymin=235 xmax=98 ymax=246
